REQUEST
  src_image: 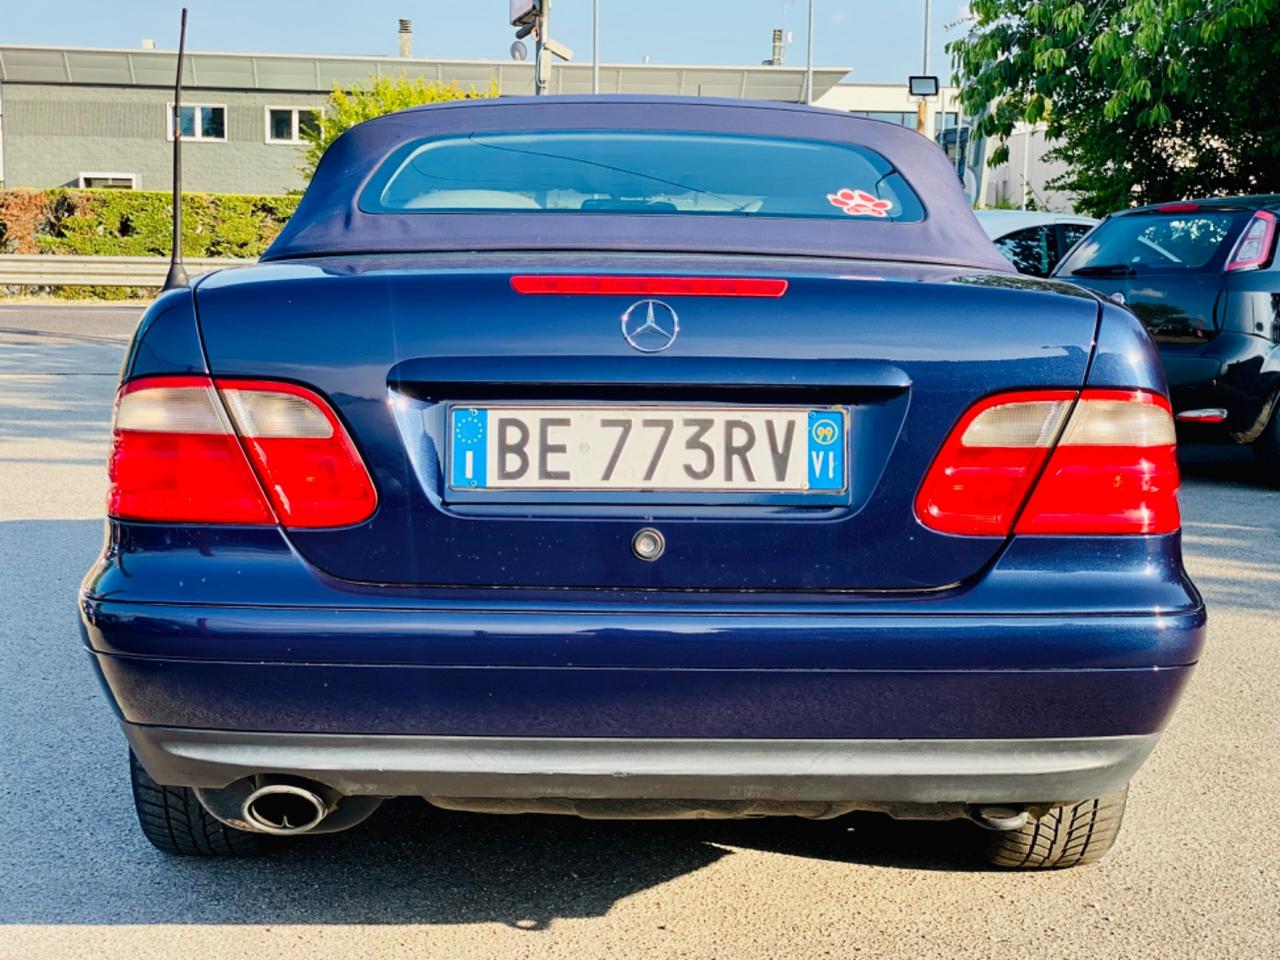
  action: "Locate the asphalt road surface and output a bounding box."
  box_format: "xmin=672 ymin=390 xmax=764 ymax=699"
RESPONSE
xmin=1 ymin=304 xmax=1277 ymax=960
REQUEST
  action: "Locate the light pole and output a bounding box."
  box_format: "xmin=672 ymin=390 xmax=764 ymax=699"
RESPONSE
xmin=922 ymin=0 xmax=931 ymax=75
xmin=804 ymin=0 xmax=814 ymax=104
xmin=915 ymin=0 xmax=933 ymax=135
xmin=592 ymin=0 xmax=600 ymax=94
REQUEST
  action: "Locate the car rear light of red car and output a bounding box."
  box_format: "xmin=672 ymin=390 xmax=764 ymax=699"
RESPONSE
xmin=916 ymin=389 xmax=1179 ymax=536
xmin=108 ymin=376 xmax=377 ymax=528
xmin=1225 ymin=210 xmax=1276 ymax=271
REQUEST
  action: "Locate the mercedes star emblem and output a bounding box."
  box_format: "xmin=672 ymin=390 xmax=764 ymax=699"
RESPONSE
xmin=620 ymin=299 xmax=680 ymax=353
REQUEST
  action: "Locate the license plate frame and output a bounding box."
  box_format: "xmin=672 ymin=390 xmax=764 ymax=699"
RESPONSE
xmin=443 ymin=402 xmax=849 ymax=506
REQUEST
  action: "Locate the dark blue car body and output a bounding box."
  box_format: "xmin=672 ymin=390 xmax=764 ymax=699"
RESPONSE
xmin=81 ymin=98 xmax=1203 ymax=853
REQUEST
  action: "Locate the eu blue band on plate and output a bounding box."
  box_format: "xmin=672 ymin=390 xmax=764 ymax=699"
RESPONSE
xmin=451 ymin=408 xmax=488 ymax=488
xmin=806 ymin=411 xmax=845 ymax=491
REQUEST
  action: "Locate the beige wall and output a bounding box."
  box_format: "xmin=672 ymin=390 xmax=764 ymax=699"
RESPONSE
xmin=981 ymin=124 xmax=1077 ymax=212
xmin=815 ymin=82 xmax=965 ymax=116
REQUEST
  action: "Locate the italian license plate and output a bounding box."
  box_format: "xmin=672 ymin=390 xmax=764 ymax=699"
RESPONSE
xmin=448 ymin=405 xmax=846 ymax=494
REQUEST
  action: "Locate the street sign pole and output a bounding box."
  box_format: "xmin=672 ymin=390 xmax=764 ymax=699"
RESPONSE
xmin=512 ymin=0 xmax=569 ymax=96
xmin=535 ymin=0 xmax=550 ymax=95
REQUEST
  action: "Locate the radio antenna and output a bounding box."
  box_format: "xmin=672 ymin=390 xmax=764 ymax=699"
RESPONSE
xmin=163 ymin=7 xmax=190 ymax=291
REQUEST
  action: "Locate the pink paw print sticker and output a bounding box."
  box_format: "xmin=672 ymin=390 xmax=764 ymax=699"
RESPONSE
xmin=827 ymin=188 xmax=892 ymax=218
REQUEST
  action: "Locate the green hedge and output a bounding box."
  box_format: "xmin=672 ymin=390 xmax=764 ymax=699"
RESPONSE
xmin=0 ymin=188 xmax=299 ymax=259
xmin=0 ymin=188 xmax=299 ymax=298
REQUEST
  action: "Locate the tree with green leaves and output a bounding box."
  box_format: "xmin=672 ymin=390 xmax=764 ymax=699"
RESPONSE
xmin=299 ymin=75 xmax=498 ymax=180
xmin=949 ymin=0 xmax=1280 ymax=216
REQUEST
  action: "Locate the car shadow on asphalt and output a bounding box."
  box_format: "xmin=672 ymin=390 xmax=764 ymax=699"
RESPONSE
xmin=0 ymin=793 xmax=988 ymax=928
xmin=1178 ymin=442 xmax=1273 ymax=490
xmin=210 ymin=800 xmax=991 ymax=926
xmin=1175 ymin=445 xmax=1280 ymax=612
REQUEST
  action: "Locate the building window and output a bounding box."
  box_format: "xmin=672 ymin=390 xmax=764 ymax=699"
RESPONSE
xmin=167 ymin=104 xmax=227 ymax=141
xmin=265 ymin=107 xmax=321 ymax=144
xmin=78 ymin=172 xmax=137 ymax=190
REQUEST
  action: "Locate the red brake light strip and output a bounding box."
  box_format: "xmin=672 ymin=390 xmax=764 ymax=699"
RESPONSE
xmin=510 ymin=276 xmax=788 ymax=297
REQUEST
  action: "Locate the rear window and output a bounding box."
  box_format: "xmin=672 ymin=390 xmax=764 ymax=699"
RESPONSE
xmin=993 ymin=225 xmax=1054 ymax=277
xmin=1058 ymin=210 xmax=1249 ymax=276
xmin=360 ymin=130 xmax=925 ymax=222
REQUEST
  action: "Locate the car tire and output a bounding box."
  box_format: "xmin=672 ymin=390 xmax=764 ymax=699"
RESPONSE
xmin=984 ymin=787 xmax=1128 ymax=869
xmin=129 ymin=751 xmax=266 ymax=857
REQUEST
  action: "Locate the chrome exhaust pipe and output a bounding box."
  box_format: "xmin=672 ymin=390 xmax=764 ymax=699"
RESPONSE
xmin=241 ymin=781 xmax=334 ymax=835
xmin=196 ymin=777 xmax=382 ymax=836
xmin=968 ymin=805 xmax=1030 ymax=832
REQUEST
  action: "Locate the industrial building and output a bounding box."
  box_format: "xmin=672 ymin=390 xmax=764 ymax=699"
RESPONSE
xmin=0 ymin=40 xmax=846 ymax=195
xmin=0 ymin=32 xmax=1062 ymax=207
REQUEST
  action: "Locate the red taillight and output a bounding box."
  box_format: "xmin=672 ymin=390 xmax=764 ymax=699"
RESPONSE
xmin=108 ymin=376 xmax=377 ymax=528
xmin=916 ymin=390 xmax=1179 ymax=536
xmin=915 ymin=391 xmax=1074 ymax=536
xmin=1017 ymin=390 xmax=1179 ymax=534
xmin=1157 ymin=202 xmax=1200 ymax=213
xmin=109 ymin=377 xmax=275 ymax=524
xmin=1226 ymin=210 xmax=1276 ymax=272
xmin=218 ymin=380 xmax=378 ymax=527
xmin=510 ymin=275 xmax=788 ymax=297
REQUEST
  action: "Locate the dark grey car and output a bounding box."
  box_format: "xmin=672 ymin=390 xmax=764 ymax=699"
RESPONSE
xmin=1053 ymin=196 xmax=1280 ymax=479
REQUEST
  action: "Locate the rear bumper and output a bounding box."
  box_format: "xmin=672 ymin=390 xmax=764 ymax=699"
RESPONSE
xmin=1161 ymin=332 xmax=1280 ymax=442
xmin=92 ymin=651 xmax=1195 ymax=741
xmin=84 ymin=574 xmax=1203 ymax=745
xmin=83 ymin=531 xmax=1204 ymax=804
xmin=123 ymin=723 xmax=1160 ymax=806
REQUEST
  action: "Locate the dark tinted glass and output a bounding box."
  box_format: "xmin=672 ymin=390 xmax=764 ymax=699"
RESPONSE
xmin=269 ymin=109 xmax=293 ymax=141
xmin=1061 ymin=223 xmax=1093 ymax=248
xmin=994 ymin=225 xmax=1053 ymax=276
xmin=1058 ymin=211 xmax=1248 ymax=275
xmin=201 ymin=107 xmax=225 ymax=140
xmin=363 ymin=131 xmax=924 ymax=222
xmin=298 ymin=110 xmax=321 ymax=139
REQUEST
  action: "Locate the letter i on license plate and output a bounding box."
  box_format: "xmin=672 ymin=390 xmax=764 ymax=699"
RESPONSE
xmin=448 ymin=405 xmax=846 ymax=497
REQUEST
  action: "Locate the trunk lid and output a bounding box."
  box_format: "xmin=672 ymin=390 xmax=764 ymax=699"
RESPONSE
xmin=1071 ymin=272 xmax=1225 ymax=344
xmin=194 ymin=254 xmax=1100 ymax=591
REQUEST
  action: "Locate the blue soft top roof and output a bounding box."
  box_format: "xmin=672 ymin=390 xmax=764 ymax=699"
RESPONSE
xmin=263 ymin=95 xmax=1010 ymax=271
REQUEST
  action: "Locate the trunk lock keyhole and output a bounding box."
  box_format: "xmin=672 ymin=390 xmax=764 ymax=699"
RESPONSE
xmin=632 ymin=527 xmax=665 ymax=561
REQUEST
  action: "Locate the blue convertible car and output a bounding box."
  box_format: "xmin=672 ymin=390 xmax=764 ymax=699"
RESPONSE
xmin=81 ymin=97 xmax=1203 ymax=868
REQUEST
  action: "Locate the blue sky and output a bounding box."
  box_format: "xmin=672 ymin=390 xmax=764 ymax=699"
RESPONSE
xmin=4 ymin=2 xmax=971 ymax=84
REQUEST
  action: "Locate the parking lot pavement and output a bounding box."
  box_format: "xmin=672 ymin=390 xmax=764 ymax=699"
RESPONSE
xmin=1 ymin=304 xmax=1277 ymax=960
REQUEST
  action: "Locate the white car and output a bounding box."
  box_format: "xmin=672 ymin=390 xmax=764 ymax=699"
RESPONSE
xmin=975 ymin=210 xmax=1099 ymax=277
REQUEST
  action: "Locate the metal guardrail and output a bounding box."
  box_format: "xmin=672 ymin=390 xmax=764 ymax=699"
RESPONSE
xmin=0 ymin=254 xmax=250 ymax=287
